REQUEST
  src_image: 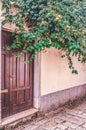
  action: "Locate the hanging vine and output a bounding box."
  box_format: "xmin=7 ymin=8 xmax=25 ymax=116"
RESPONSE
xmin=2 ymin=0 xmax=86 ymax=74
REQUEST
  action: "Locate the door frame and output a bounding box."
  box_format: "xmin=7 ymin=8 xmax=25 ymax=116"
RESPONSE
xmin=0 ymin=28 xmax=41 ymax=122
xmin=33 ymin=53 xmax=41 ymax=109
xmin=0 ymin=22 xmax=1 ymax=125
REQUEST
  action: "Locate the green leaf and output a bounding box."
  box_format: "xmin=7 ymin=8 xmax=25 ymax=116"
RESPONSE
xmin=2 ymin=20 xmax=7 ymax=26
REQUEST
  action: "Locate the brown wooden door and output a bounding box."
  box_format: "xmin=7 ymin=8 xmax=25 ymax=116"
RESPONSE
xmin=1 ymin=30 xmax=33 ymax=118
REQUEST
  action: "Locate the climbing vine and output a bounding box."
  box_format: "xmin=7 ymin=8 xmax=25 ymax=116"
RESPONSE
xmin=2 ymin=0 xmax=86 ymax=73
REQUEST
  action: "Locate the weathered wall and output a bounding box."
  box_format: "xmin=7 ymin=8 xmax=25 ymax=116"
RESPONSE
xmin=41 ymin=47 xmax=86 ymax=96
xmin=40 ymin=84 xmax=86 ymax=112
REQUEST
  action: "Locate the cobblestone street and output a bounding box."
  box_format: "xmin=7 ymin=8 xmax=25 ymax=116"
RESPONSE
xmin=13 ymin=99 xmax=86 ymax=130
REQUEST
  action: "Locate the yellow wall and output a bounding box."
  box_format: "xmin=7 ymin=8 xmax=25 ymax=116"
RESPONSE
xmin=41 ymin=47 xmax=86 ymax=96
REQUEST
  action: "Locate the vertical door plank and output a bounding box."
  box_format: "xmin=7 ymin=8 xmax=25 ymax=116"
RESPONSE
xmin=20 ymin=56 xmax=24 ymax=87
xmin=12 ymin=55 xmax=17 ymax=89
xmin=9 ymin=55 xmax=13 ymax=114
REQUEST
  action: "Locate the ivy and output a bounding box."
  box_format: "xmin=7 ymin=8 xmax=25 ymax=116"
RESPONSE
xmin=2 ymin=0 xmax=86 ymax=73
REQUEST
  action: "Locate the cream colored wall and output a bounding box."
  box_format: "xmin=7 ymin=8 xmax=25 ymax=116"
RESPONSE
xmin=41 ymin=47 xmax=86 ymax=96
xmin=1 ymin=1 xmax=86 ymax=97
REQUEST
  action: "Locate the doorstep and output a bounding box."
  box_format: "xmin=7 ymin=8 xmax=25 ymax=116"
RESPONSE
xmin=1 ymin=108 xmax=38 ymax=126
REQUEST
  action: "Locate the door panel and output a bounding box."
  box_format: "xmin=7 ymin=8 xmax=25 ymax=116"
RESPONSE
xmin=1 ymin=53 xmax=10 ymax=118
xmin=1 ymin=30 xmax=33 ymax=118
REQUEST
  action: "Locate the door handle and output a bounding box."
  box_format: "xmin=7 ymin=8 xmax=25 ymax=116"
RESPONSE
xmin=0 ymin=89 xmax=8 ymax=93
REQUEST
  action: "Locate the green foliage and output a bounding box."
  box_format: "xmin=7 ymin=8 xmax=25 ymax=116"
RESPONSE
xmin=2 ymin=0 xmax=86 ymax=73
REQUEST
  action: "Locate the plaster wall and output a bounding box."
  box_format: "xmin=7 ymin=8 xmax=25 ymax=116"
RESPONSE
xmin=41 ymin=47 xmax=86 ymax=96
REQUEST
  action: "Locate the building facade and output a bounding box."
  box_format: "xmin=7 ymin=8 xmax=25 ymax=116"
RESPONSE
xmin=0 ymin=1 xmax=86 ymax=126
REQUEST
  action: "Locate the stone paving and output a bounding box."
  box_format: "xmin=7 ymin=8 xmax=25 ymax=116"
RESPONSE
xmin=14 ymin=100 xmax=86 ymax=130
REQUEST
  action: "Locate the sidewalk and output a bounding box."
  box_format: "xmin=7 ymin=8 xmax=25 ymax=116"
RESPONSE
xmin=14 ymin=99 xmax=86 ymax=130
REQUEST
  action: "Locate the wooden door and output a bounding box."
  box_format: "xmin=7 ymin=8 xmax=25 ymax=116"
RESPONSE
xmin=1 ymin=30 xmax=33 ymax=118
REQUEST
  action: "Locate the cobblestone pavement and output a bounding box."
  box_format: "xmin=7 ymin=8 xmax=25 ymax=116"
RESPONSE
xmin=14 ymin=100 xmax=86 ymax=130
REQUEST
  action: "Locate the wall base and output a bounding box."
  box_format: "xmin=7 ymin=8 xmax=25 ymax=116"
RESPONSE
xmin=40 ymin=84 xmax=86 ymax=112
